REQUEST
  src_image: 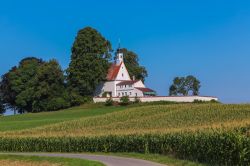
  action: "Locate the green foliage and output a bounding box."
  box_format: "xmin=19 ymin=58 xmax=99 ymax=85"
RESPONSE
xmin=119 ymin=48 xmax=148 ymax=82
xmin=0 ymin=94 xmax=5 ymax=115
xmin=169 ymin=75 xmax=201 ymax=96
xmin=193 ymin=99 xmax=220 ymax=104
xmin=0 ymin=132 xmax=249 ymax=165
xmin=0 ymin=104 xmax=4 ymax=115
xmin=120 ymin=96 xmax=130 ymax=106
xmin=67 ymin=91 xmax=86 ymax=106
xmin=105 ymin=98 xmax=114 ymax=106
xmin=0 ymin=57 xmax=70 ymax=113
xmin=210 ymin=99 xmax=220 ymax=103
xmin=31 ymin=59 xmax=70 ymax=112
xmin=134 ymin=97 xmax=141 ymax=104
xmin=67 ymin=27 xmax=112 ymax=96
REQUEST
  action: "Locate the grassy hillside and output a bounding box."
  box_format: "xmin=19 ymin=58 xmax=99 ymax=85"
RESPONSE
xmin=0 ymin=104 xmax=124 ymax=132
xmin=1 ymin=103 xmax=249 ymax=137
xmin=0 ymin=103 xmax=249 ymax=165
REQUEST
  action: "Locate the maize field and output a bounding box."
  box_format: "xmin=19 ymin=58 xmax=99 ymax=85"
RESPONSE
xmin=0 ymin=103 xmax=250 ymax=165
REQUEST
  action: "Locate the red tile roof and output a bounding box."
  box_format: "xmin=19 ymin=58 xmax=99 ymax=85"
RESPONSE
xmin=106 ymin=63 xmax=122 ymax=81
xmin=116 ymin=80 xmax=139 ymax=86
xmin=135 ymin=87 xmax=155 ymax=92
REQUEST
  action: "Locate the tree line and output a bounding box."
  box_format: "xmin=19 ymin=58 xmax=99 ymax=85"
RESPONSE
xmin=0 ymin=27 xmax=148 ymax=114
xmin=0 ymin=26 xmax=201 ymax=115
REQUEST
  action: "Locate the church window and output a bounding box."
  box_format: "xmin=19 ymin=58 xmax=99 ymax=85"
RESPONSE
xmin=122 ymin=73 xmax=124 ymax=77
xmin=125 ymin=92 xmax=127 ymax=96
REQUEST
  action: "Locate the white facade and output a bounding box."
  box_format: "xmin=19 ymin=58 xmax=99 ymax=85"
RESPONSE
xmin=94 ymin=50 xmax=155 ymax=98
xmin=115 ymin=62 xmax=131 ymax=81
xmin=116 ymin=80 xmax=146 ymax=97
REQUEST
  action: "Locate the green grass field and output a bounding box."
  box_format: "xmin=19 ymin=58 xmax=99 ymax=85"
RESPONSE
xmin=0 ymin=154 xmax=104 ymax=166
xmin=0 ymin=104 xmax=125 ymax=132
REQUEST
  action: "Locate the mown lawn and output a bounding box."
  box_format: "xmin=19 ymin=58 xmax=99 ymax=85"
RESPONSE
xmin=0 ymin=154 xmax=104 ymax=166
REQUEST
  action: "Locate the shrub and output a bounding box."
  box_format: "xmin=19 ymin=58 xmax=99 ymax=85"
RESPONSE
xmin=47 ymin=97 xmax=71 ymax=111
xmin=120 ymin=96 xmax=130 ymax=106
xmin=193 ymin=99 xmax=204 ymax=103
xmin=105 ymin=98 xmax=114 ymax=106
xmin=210 ymin=99 xmax=220 ymax=103
xmin=68 ymin=92 xmax=85 ymax=106
xmin=134 ymin=97 xmax=141 ymax=104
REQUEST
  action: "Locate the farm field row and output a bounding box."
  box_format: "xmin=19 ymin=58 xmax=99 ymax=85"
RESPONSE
xmin=1 ymin=103 xmax=249 ymax=137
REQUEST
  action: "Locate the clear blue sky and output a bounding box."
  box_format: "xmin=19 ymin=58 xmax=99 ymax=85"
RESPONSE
xmin=0 ymin=0 xmax=250 ymax=103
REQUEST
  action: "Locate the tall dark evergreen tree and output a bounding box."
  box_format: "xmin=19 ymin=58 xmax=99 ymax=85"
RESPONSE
xmin=119 ymin=48 xmax=148 ymax=82
xmin=67 ymin=27 xmax=112 ymax=96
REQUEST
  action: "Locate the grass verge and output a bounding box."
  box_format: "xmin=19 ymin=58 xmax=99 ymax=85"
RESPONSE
xmin=0 ymin=154 xmax=105 ymax=166
xmin=94 ymin=152 xmax=205 ymax=166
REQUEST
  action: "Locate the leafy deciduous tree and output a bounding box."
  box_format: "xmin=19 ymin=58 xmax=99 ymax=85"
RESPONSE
xmin=67 ymin=27 xmax=112 ymax=96
xmin=0 ymin=57 xmax=70 ymax=113
xmin=0 ymin=94 xmax=5 ymax=115
xmin=169 ymin=75 xmax=201 ymax=96
xmin=31 ymin=59 xmax=70 ymax=112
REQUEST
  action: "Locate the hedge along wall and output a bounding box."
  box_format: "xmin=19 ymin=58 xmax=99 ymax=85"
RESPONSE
xmin=0 ymin=132 xmax=249 ymax=165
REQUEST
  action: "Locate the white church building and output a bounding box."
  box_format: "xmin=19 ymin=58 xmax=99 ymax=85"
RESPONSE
xmin=94 ymin=49 xmax=156 ymax=98
xmin=93 ymin=49 xmax=218 ymax=103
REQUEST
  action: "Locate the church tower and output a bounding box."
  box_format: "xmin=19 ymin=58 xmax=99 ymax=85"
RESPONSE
xmin=115 ymin=48 xmax=124 ymax=65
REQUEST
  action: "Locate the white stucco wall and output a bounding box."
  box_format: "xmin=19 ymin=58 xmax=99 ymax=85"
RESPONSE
xmin=93 ymin=96 xmax=219 ymax=103
xmin=116 ymin=83 xmax=144 ymax=97
xmin=133 ymin=88 xmax=145 ymax=97
xmin=94 ymin=81 xmax=116 ymax=97
xmin=134 ymin=80 xmax=145 ymax=88
xmin=115 ymin=62 xmax=131 ymax=80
